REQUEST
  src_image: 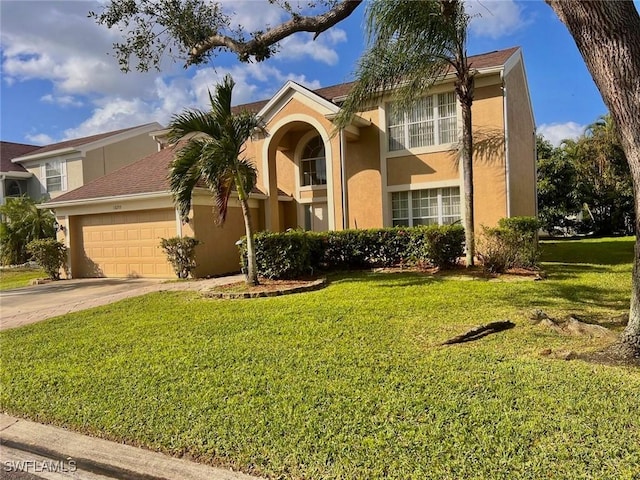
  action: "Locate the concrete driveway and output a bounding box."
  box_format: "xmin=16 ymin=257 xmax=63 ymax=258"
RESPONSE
xmin=0 ymin=275 xmax=243 ymax=331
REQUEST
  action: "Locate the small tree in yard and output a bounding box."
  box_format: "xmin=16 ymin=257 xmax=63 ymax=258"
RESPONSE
xmin=26 ymin=239 xmax=67 ymax=280
xmin=168 ymin=75 xmax=266 ymax=286
xmin=160 ymin=236 xmax=201 ymax=279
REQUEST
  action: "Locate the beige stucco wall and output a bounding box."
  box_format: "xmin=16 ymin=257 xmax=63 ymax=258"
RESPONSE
xmin=190 ymin=203 xmax=261 ymax=277
xmin=470 ymin=83 xmax=508 ymax=228
xmin=22 ymin=156 xmax=83 ymax=200
xmin=83 ymin=133 xmax=159 ymax=184
xmin=343 ymin=108 xmax=383 ymax=229
xmin=505 ymin=64 xmax=537 ymax=217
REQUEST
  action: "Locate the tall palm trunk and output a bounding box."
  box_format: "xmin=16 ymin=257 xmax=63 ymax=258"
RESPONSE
xmin=546 ymin=0 xmax=640 ymax=355
xmin=235 ymin=178 xmax=259 ymax=286
xmin=453 ymin=36 xmax=475 ymax=267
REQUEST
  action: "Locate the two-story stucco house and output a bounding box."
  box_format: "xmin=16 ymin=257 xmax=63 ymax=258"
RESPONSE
xmin=3 ymin=123 xmax=162 ymax=204
xmin=47 ymin=46 xmax=536 ymax=279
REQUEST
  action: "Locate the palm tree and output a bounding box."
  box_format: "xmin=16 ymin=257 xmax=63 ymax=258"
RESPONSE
xmin=168 ymin=74 xmax=265 ymax=285
xmin=0 ymin=196 xmax=55 ymax=265
xmin=335 ymin=0 xmax=476 ymax=266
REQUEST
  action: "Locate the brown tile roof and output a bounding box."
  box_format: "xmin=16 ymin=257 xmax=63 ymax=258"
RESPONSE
xmin=47 ymin=145 xmax=268 ymax=204
xmin=233 ymin=46 xmax=520 ymax=113
xmin=14 ymin=123 xmax=159 ymax=158
xmin=0 ymin=141 xmax=39 ymax=173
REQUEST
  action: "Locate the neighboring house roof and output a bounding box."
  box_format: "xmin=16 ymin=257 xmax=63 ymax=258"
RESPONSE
xmin=233 ymin=46 xmax=520 ymax=113
xmin=46 ymin=147 xmax=176 ymax=203
xmin=0 ymin=141 xmax=39 ymax=174
xmin=11 ymin=122 xmax=162 ymax=163
xmin=46 ymin=146 xmax=269 ymax=205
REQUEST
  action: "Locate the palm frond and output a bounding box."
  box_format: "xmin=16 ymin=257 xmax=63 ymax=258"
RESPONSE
xmin=169 ymin=140 xmax=207 ymax=220
xmin=209 ymin=74 xmax=234 ymax=128
xmin=335 ymin=0 xmax=466 ymax=129
xmin=168 ymin=108 xmax=220 ymax=144
xmin=235 ymin=157 xmax=258 ymax=196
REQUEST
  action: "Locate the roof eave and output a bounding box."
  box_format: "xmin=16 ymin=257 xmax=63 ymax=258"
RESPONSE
xmin=12 ymin=147 xmax=78 ymax=163
xmin=43 ymin=191 xmax=172 ymax=209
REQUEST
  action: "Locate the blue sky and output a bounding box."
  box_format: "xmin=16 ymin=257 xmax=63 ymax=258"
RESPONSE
xmin=0 ymin=0 xmax=623 ymax=147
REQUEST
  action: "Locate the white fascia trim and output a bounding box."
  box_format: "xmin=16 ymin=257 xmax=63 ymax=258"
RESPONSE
xmin=13 ymin=147 xmax=77 ymax=163
xmin=257 ymin=81 xmax=340 ymax=121
xmin=0 ymin=171 xmax=32 ymax=179
xmin=43 ymin=191 xmax=171 ymax=209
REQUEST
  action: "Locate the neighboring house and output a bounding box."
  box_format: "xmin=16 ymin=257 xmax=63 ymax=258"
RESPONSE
xmin=0 ymin=142 xmax=40 ymax=204
xmin=8 ymin=123 xmax=163 ymax=202
xmin=47 ymin=46 xmax=536 ymax=279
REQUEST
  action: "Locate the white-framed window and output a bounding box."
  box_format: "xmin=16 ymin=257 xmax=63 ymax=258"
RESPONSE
xmin=44 ymin=160 xmax=65 ymax=193
xmin=387 ymin=92 xmax=458 ymax=151
xmin=391 ymin=187 xmax=461 ymax=227
xmin=300 ymin=136 xmax=327 ymax=186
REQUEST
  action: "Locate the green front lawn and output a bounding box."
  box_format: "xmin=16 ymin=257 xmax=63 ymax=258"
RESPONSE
xmin=1 ymin=238 xmax=639 ymax=479
xmin=0 ymin=267 xmax=46 ymax=291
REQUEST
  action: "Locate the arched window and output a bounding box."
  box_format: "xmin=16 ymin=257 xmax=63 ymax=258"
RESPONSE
xmin=300 ymin=136 xmax=326 ymax=186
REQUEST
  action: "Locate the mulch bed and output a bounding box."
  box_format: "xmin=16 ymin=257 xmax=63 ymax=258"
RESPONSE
xmin=204 ymin=277 xmax=326 ymax=299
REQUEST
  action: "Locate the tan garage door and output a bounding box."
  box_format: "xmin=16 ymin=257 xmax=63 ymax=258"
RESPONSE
xmin=73 ymin=209 xmax=176 ymax=278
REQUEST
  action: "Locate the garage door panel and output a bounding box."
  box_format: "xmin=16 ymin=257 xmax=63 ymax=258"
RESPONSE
xmin=74 ymin=209 xmax=175 ymax=278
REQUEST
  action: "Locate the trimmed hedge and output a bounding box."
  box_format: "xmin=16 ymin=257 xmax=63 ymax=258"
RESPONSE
xmin=239 ymin=225 xmax=465 ymax=279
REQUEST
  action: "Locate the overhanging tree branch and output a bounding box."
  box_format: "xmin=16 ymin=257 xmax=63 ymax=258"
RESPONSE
xmin=188 ymin=0 xmax=363 ymax=64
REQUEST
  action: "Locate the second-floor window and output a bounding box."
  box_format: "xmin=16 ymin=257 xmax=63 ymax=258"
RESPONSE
xmin=300 ymin=136 xmax=327 ymax=187
xmin=387 ymin=92 xmax=458 ymax=152
xmin=45 ymin=160 xmax=64 ymax=192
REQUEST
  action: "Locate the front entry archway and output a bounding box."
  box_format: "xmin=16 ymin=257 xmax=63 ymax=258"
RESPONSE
xmin=261 ymin=114 xmax=337 ymax=232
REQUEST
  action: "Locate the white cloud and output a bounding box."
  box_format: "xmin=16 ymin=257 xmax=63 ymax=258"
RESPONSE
xmin=25 ymin=133 xmax=54 ymax=146
xmin=538 ymin=122 xmax=586 ymax=147
xmin=1 ymin=0 xmax=331 ymax=143
xmin=30 ymin=62 xmax=323 ymax=142
xmin=466 ymin=0 xmax=529 ymax=39
xmin=41 ymin=94 xmax=83 ymax=108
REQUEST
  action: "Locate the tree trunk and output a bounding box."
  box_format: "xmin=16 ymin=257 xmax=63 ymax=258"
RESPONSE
xmin=455 ymin=52 xmax=475 ymax=267
xmin=546 ymin=0 xmax=640 ymax=355
xmin=461 ymin=100 xmax=474 ymax=266
xmin=235 ymin=180 xmax=259 ymax=286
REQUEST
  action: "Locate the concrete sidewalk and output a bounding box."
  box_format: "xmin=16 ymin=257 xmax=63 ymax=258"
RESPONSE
xmin=1 ymin=275 xmax=244 ymax=331
xmin=0 ymin=414 xmax=260 ymax=480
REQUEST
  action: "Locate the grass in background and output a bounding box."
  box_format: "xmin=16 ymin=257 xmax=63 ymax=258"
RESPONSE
xmin=0 ymin=267 xmax=46 ymax=291
xmin=1 ymin=237 xmax=638 ymax=479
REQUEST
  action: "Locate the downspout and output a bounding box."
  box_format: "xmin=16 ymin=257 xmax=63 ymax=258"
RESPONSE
xmin=339 ymin=128 xmax=348 ymax=229
xmin=501 ymin=72 xmax=511 ymax=218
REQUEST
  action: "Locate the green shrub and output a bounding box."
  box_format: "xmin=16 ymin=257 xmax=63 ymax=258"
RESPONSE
xmin=160 ymin=236 xmax=201 ymax=279
xmin=239 ymin=230 xmax=320 ymax=279
xmin=239 ymin=226 xmax=465 ymax=279
xmin=498 ymin=216 xmax=541 ymax=235
xmin=0 ymin=197 xmax=55 ymax=266
xmin=415 ymin=225 xmax=466 ymax=268
xmin=26 ymin=239 xmax=67 ymax=280
xmin=478 ymin=216 xmax=541 ymax=273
